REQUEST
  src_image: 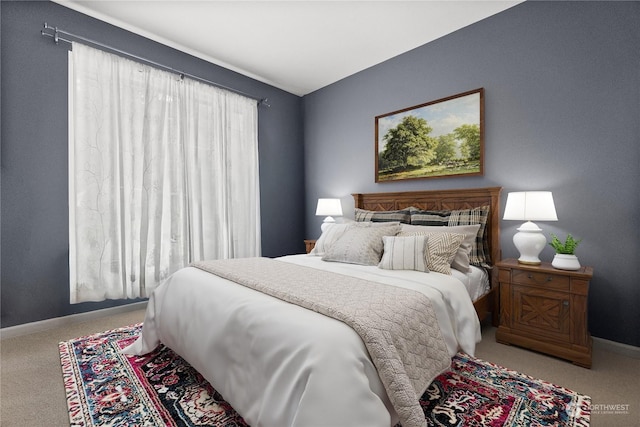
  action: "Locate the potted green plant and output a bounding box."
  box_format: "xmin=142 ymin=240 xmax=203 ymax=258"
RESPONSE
xmin=549 ymin=234 xmax=582 ymax=270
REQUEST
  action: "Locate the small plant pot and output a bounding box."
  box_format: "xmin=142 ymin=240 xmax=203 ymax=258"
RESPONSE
xmin=552 ymin=254 xmax=581 ymax=271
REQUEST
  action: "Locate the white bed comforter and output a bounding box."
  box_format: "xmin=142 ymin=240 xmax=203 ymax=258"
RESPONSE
xmin=123 ymin=254 xmax=481 ymax=427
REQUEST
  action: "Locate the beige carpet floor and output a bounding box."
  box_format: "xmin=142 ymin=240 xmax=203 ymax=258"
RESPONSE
xmin=1 ymin=309 xmax=638 ymax=426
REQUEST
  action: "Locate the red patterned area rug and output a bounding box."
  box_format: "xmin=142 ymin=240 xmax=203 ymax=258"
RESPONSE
xmin=59 ymin=324 xmax=590 ymax=426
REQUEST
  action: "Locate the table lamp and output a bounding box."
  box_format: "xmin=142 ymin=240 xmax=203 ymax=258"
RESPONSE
xmin=316 ymin=198 xmax=343 ymax=232
xmin=503 ymin=191 xmax=558 ymax=265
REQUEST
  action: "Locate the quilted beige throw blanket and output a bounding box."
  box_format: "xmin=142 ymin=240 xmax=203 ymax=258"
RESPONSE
xmin=192 ymin=257 xmax=450 ymax=427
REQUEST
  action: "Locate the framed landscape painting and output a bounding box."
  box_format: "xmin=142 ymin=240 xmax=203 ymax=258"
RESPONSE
xmin=375 ymin=88 xmax=484 ymax=182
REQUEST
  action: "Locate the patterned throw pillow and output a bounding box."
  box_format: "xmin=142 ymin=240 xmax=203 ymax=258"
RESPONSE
xmin=406 ymin=209 xmax=450 ymax=226
xmin=425 ymin=232 xmax=465 ymax=275
xmin=354 ymin=208 xmax=413 ymax=224
xmin=399 ymin=231 xmax=465 ymax=275
xmin=400 ymin=224 xmax=480 ymax=272
xmin=322 ymin=224 xmax=400 ymax=266
xmin=409 ymin=206 xmax=490 ymax=267
xmin=378 ymin=235 xmax=429 ymax=272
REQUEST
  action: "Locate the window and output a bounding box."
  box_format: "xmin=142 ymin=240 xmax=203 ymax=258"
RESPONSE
xmin=68 ymin=43 xmax=260 ymax=303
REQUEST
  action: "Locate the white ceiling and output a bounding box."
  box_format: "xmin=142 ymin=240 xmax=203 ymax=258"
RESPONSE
xmin=52 ymin=1 xmax=522 ymax=96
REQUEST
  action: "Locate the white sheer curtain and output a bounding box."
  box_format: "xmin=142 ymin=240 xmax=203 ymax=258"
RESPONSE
xmin=69 ymin=43 xmax=260 ymax=304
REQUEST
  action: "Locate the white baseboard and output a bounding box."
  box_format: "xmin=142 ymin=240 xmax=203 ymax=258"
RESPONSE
xmin=593 ymin=336 xmax=640 ymax=359
xmin=0 ymin=301 xmax=148 ymax=340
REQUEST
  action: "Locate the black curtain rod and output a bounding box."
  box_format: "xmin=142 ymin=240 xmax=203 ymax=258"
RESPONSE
xmin=40 ymin=23 xmax=271 ymax=107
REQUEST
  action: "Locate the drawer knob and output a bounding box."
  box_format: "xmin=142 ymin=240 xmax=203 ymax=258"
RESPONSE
xmin=563 ymin=300 xmax=569 ymax=307
xmin=547 ymin=276 xmax=553 ymax=282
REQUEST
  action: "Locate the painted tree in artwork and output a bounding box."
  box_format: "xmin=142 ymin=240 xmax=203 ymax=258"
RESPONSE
xmin=379 ymin=115 xmax=437 ymax=171
xmin=455 ymin=123 xmax=481 ymax=161
xmin=434 ymin=133 xmax=457 ymax=164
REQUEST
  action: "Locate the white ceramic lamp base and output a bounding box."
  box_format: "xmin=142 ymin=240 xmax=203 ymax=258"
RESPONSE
xmin=320 ymin=216 xmax=336 ymax=233
xmin=513 ymin=221 xmax=547 ymax=265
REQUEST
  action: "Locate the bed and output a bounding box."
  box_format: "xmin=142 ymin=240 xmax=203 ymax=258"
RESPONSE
xmin=124 ymin=186 xmax=502 ymax=427
xmin=352 ymin=186 xmax=502 ymax=326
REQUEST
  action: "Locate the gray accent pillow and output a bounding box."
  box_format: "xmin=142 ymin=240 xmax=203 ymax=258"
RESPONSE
xmin=322 ymin=224 xmax=400 ymax=266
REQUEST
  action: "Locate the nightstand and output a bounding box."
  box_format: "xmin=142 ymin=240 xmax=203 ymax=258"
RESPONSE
xmin=495 ymin=258 xmax=593 ymax=368
xmin=304 ymin=239 xmax=316 ymax=254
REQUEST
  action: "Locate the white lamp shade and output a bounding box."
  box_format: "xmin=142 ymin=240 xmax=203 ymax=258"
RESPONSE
xmin=315 ymin=198 xmax=343 ymax=217
xmin=503 ymin=191 xmax=558 ymax=221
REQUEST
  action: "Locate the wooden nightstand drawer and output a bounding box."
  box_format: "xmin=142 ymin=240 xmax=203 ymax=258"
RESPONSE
xmin=512 ymin=269 xmax=570 ymax=291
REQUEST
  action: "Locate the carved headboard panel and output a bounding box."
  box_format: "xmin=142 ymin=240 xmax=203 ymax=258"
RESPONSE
xmin=352 ymin=187 xmax=502 ymax=266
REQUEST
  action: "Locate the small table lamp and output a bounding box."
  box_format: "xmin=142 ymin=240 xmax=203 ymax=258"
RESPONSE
xmin=316 ymin=198 xmax=343 ymax=232
xmin=503 ymin=191 xmax=558 ymax=265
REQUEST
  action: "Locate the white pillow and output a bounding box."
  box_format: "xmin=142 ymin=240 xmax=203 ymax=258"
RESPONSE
xmin=310 ymin=221 xmax=401 ymax=256
xmin=309 ymin=223 xmax=351 ymax=256
xmin=378 ymin=235 xmax=429 ymax=272
xmin=321 ymin=224 xmax=400 ymax=266
xmin=400 ymin=223 xmax=480 ymax=272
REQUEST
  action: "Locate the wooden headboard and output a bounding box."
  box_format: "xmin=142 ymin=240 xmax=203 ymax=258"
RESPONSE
xmin=352 ymin=187 xmax=503 ymax=267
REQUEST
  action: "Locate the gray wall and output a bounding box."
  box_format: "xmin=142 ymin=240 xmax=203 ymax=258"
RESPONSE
xmin=0 ymin=1 xmax=304 ymax=328
xmin=303 ymin=1 xmax=640 ymax=347
xmin=2 ymin=1 xmax=639 ymax=347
